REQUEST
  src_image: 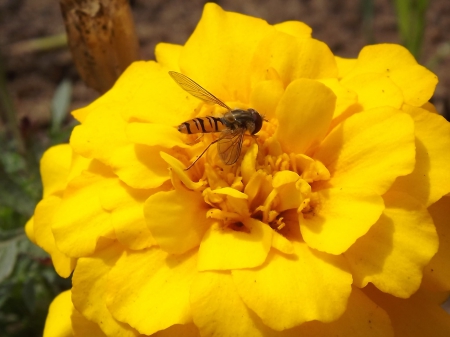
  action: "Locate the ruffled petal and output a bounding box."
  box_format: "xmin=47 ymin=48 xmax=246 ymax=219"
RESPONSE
xmin=391 ymin=106 xmax=450 ymax=206
xmin=422 ymin=196 xmax=450 ymax=291
xmin=71 ymin=309 xmax=107 ymax=337
xmin=155 ymin=42 xmax=183 ymax=71
xmin=43 ymin=290 xmax=74 ymax=337
xmin=276 ymin=79 xmax=336 ymax=154
xmin=274 ymin=20 xmax=312 ymax=37
xmin=314 ymin=107 xmax=415 ymax=194
xmin=300 ymin=187 xmax=384 ymax=255
xmin=251 ymin=32 xmax=338 ymax=87
xmin=180 ymin=3 xmax=273 ymax=103
xmin=345 ymin=191 xmax=438 ymax=298
xmin=198 ymin=219 xmax=272 ymax=271
xmin=344 ymin=44 xmax=438 ymax=107
xmin=365 ymin=286 xmax=450 ymax=337
xmin=144 ymin=189 xmax=211 ymax=254
xmin=100 ymin=179 xmax=156 ymax=250
xmin=72 ymin=243 xmax=139 ymax=337
xmin=107 ymin=248 xmax=197 ymax=335
xmin=286 ymin=287 xmax=393 ymax=337
xmin=52 ymin=162 xmax=115 ymax=258
xmin=34 ymin=196 xmax=76 ymax=277
xmin=41 ymin=144 xmax=72 ymax=197
xmin=232 ymin=242 xmax=352 ymax=330
xmin=190 ymin=271 xmax=267 ymax=337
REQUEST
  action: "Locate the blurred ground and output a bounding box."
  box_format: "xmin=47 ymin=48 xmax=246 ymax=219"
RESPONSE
xmin=1 ymin=0 xmax=449 ymax=134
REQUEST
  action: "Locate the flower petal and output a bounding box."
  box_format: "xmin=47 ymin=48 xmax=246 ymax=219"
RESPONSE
xmin=391 ymin=106 xmax=450 ymax=206
xmin=72 ymin=243 xmax=139 ymax=337
xmin=190 ymin=271 xmax=267 ymax=337
xmin=314 ymin=107 xmax=415 ymax=194
xmin=287 ymin=287 xmax=393 ymax=337
xmin=345 ymin=191 xmax=438 ymax=298
xmin=52 ymin=162 xmax=115 ymax=258
xmin=144 ymin=189 xmax=211 ymax=254
xmin=34 ymin=196 xmax=76 ymax=277
xmin=365 ymin=285 xmax=450 ymax=337
xmin=251 ymin=32 xmax=338 ymax=87
xmin=125 ymin=122 xmax=188 ymax=149
xmin=41 ymin=144 xmax=72 ymax=197
xmin=180 ymin=2 xmax=273 ymax=102
xmin=198 ymin=219 xmax=272 ymax=271
xmin=300 ymin=187 xmax=384 ymax=255
xmin=335 ymin=56 xmax=357 ymax=79
xmin=276 ymin=79 xmax=336 ymax=154
xmin=232 ymin=242 xmax=352 ymax=330
xmin=422 ymin=196 xmax=450 ymax=291
xmin=274 ymin=21 xmax=312 ymax=37
xmin=152 ymin=323 xmax=200 ymax=337
xmin=344 ymin=44 xmax=438 ymax=107
xmin=71 ymin=309 xmax=107 ymax=337
xmin=155 ymin=43 xmax=183 ymax=71
xmin=110 ymin=144 xmax=170 ymax=189
xmin=250 ymin=79 xmax=284 ymax=120
xmin=341 ymin=73 xmax=403 ymax=110
xmin=43 ymin=290 xmax=73 ymax=337
xmin=107 ymin=248 xmax=197 ymax=335
xmin=100 ymin=180 xmax=157 ymax=250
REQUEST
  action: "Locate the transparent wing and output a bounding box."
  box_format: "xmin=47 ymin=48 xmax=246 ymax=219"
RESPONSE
xmin=217 ymin=128 xmax=245 ymax=165
xmin=169 ymin=71 xmax=231 ymax=110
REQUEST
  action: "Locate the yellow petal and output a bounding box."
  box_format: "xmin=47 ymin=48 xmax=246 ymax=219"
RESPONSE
xmin=155 ymin=42 xmax=183 ymax=71
xmin=43 ymin=290 xmax=74 ymax=337
xmin=198 ymin=219 xmax=272 ymax=271
xmin=41 ymin=144 xmax=72 ymax=197
xmin=300 ymin=187 xmax=384 ymax=255
xmin=274 ymin=21 xmax=312 ymax=38
xmin=114 ymin=61 xmax=198 ymax=125
xmin=276 ymin=79 xmax=336 ymax=154
xmin=341 ymin=73 xmax=403 ymax=110
xmin=391 ymin=106 xmax=450 ymax=206
xmin=110 ymin=144 xmax=170 ymax=189
xmin=345 ymin=191 xmax=438 ymax=298
xmin=335 ymin=56 xmax=357 ymax=79
xmin=232 ymin=242 xmax=352 ymax=330
xmin=317 ymin=78 xmax=358 ymax=121
xmin=344 ymin=44 xmax=438 ymax=107
xmin=251 ymin=32 xmax=338 ymax=87
xmin=180 ymin=3 xmax=273 ymax=103
xmin=250 ymin=79 xmax=284 ymax=120
xmin=34 ymin=196 xmax=76 ymax=277
xmin=52 ymin=163 xmax=115 ymax=258
xmin=152 ymin=323 xmax=200 ymax=337
xmin=314 ymin=107 xmax=415 ymax=194
xmin=287 ymin=287 xmax=393 ymax=337
xmin=70 ymin=102 xmax=129 ymax=166
xmin=72 ymin=243 xmax=139 ymax=337
xmin=71 ymin=309 xmax=107 ymax=337
xmin=107 ymin=248 xmax=197 ymax=335
xmin=144 ymin=189 xmax=211 ymax=254
xmin=422 ymin=196 xmax=450 ymax=291
xmin=160 ymin=152 xmax=204 ymax=191
xmin=365 ymin=285 xmax=450 ymax=337
xmin=126 ymin=122 xmax=188 ymax=149
xmin=25 ymin=216 xmax=36 ymax=244
xmin=271 ymin=230 xmax=294 ymax=255
xmin=190 ymin=271 xmax=267 ymax=337
xmin=100 ymin=179 xmax=156 ymax=250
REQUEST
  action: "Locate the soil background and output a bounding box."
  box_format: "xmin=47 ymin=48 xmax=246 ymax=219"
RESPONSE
xmin=1 ymin=0 xmax=450 ymax=137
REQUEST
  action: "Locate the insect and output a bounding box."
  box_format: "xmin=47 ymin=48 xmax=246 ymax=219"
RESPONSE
xmin=169 ymin=71 xmax=264 ymax=170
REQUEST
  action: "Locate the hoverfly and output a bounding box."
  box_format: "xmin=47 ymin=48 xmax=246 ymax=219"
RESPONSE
xmin=169 ymin=71 xmax=264 ymax=170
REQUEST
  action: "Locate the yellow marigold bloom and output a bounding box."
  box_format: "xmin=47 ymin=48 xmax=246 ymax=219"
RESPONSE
xmin=27 ymin=3 xmax=450 ymax=336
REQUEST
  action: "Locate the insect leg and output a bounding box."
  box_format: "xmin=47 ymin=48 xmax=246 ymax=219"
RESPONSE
xmin=184 ymin=138 xmax=220 ymax=171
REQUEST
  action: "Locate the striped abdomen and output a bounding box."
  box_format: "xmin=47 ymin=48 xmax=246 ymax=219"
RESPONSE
xmin=178 ymin=116 xmax=227 ymax=134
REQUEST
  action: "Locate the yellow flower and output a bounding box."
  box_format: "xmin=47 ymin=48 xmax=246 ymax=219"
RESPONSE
xmin=27 ymin=3 xmax=450 ymax=336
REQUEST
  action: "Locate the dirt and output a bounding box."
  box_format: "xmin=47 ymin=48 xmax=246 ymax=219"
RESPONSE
xmin=1 ymin=0 xmax=449 ymax=133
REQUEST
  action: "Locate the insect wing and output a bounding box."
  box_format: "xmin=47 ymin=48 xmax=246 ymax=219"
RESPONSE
xmin=169 ymin=71 xmax=231 ymax=110
xmin=217 ymin=128 xmax=245 ymax=165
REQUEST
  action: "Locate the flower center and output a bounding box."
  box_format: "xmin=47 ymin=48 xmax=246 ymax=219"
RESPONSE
xmin=185 ymin=118 xmax=330 ymax=233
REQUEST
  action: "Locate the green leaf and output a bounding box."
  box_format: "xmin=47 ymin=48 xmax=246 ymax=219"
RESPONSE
xmin=51 ymin=78 xmax=72 ymax=133
xmin=0 ymin=239 xmax=18 ymax=282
